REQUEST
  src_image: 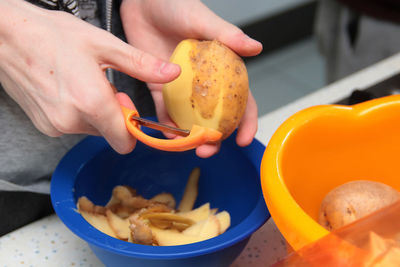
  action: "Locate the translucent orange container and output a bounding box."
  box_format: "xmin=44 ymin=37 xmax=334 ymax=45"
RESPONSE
xmin=260 ymin=95 xmax=400 ymax=251
xmin=271 ymin=200 xmax=400 ymax=266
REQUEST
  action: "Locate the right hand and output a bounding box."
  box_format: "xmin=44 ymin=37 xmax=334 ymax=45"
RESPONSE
xmin=0 ymin=0 xmax=180 ymax=154
xmin=120 ymin=0 xmax=261 ymax=158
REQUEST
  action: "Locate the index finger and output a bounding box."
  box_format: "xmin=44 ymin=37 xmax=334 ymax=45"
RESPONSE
xmin=188 ymin=2 xmax=262 ymax=57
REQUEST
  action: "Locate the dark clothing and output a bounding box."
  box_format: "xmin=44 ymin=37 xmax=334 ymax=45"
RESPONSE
xmin=96 ymin=0 xmax=156 ymax=117
xmin=26 ymin=0 xmax=80 ymax=16
xmin=0 ymin=192 xmax=54 ymax=236
xmin=315 ymin=0 xmax=400 ymax=82
xmin=338 ymin=0 xmax=400 ymax=24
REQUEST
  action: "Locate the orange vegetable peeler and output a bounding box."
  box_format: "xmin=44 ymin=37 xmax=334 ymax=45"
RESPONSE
xmin=120 ymin=106 xmax=222 ymax=152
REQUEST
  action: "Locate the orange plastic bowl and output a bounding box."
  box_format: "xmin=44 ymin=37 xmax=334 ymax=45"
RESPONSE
xmin=260 ymin=95 xmax=400 ymax=251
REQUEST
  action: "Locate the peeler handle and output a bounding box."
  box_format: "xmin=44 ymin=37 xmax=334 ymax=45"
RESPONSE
xmin=120 ymin=106 xmax=222 ymax=152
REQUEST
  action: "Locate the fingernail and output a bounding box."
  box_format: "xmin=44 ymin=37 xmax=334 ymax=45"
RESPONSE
xmin=159 ymin=62 xmax=179 ymax=76
xmin=244 ymin=34 xmax=262 ymax=45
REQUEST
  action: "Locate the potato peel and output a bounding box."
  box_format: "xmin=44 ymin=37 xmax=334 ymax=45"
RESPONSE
xmin=77 ymin=167 xmax=231 ymax=246
xmin=178 ymin=167 xmax=200 ymax=212
xmin=150 ymin=193 xmax=176 ymax=209
xmin=106 ymin=185 xmax=136 ymax=207
xmin=177 ymin=202 xmax=210 ymax=222
xmin=129 ymin=215 xmax=154 ymax=245
xmin=106 ymin=209 xmax=130 ymax=240
xmin=79 ymin=210 xmax=117 ymax=238
xmin=140 ymin=212 xmax=195 ymax=226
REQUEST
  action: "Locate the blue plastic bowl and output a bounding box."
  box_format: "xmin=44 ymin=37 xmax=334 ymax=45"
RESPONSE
xmin=51 ymin=127 xmax=269 ymax=267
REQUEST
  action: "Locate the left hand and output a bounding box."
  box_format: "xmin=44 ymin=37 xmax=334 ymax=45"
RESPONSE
xmin=120 ymin=0 xmax=262 ymax=158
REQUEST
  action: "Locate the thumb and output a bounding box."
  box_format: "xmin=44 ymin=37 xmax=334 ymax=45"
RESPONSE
xmin=116 ymin=91 xmax=136 ymax=110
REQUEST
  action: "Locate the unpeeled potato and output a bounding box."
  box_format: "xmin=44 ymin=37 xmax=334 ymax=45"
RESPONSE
xmin=163 ymin=39 xmax=249 ymax=139
xmin=318 ymin=180 xmax=400 ymax=231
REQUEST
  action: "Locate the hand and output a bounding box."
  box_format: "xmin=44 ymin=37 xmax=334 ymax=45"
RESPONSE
xmin=0 ymin=0 xmax=180 ymax=154
xmin=120 ymin=0 xmax=262 ymax=158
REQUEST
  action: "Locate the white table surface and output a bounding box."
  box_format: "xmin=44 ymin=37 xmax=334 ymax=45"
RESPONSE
xmin=2 ymin=52 xmax=400 ymax=267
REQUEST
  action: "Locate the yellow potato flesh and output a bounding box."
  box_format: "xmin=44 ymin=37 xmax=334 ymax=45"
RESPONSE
xmin=163 ymin=39 xmax=249 ymax=139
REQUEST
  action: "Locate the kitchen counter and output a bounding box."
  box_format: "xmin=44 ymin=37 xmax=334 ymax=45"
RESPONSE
xmin=2 ymin=52 xmax=400 ymax=267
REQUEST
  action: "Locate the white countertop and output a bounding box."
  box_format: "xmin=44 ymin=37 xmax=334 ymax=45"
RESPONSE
xmin=2 ymin=52 xmax=400 ymax=267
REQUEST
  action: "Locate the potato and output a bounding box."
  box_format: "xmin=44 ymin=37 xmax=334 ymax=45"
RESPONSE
xmin=163 ymin=39 xmax=249 ymax=139
xmin=318 ymin=180 xmax=400 ymax=231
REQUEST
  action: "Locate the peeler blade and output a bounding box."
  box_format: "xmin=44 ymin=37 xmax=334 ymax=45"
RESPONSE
xmin=130 ymin=116 xmax=190 ymax=137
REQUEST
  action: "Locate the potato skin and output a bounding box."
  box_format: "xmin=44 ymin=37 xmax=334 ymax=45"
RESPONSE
xmin=163 ymin=39 xmax=249 ymax=139
xmin=318 ymin=180 xmax=400 ymax=231
xmin=190 ymin=40 xmax=248 ymax=138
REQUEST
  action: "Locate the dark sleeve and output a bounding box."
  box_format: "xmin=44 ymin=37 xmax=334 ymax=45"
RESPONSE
xmin=25 ymin=0 xmax=80 ymax=16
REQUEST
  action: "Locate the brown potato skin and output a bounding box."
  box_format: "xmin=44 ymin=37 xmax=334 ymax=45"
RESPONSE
xmin=318 ymin=180 xmax=400 ymax=231
xmin=190 ymin=40 xmax=248 ymax=139
xmin=163 ymin=39 xmax=249 ymax=139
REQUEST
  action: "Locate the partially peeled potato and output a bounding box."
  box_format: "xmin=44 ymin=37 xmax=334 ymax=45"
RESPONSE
xmin=163 ymin=39 xmax=249 ymax=139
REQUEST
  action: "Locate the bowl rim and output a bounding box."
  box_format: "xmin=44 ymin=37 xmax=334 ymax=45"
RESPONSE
xmin=260 ymin=95 xmax=400 ymax=251
xmin=51 ymin=133 xmax=270 ymax=259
